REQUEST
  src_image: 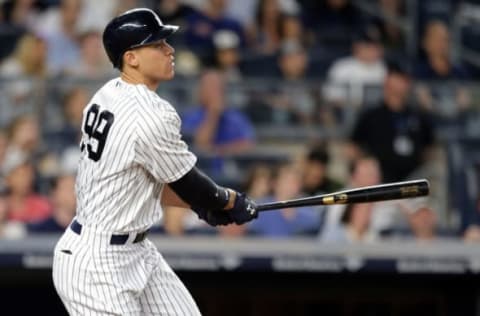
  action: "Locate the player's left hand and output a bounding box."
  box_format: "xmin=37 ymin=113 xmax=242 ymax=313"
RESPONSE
xmin=193 ymin=207 xmax=234 ymax=226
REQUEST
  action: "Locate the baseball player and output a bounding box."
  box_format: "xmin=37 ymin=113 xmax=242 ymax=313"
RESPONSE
xmin=52 ymin=8 xmax=258 ymax=316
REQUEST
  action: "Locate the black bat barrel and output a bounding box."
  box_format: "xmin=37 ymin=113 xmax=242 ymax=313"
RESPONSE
xmin=330 ymin=179 xmax=430 ymax=204
xmin=257 ymin=179 xmax=430 ymax=212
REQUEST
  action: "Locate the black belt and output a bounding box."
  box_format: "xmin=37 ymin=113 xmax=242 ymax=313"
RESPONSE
xmin=70 ymin=220 xmax=149 ymax=245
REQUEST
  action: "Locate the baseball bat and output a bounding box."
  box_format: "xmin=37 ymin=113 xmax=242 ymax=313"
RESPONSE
xmin=257 ymin=179 xmax=430 ymax=212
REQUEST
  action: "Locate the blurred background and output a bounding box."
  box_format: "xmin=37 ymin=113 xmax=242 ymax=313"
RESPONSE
xmin=1 ymin=0 xmax=480 ymax=315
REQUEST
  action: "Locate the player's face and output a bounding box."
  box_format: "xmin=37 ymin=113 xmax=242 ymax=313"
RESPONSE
xmin=136 ymin=40 xmax=175 ymax=82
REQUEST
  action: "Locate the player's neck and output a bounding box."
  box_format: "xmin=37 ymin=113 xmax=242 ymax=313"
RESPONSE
xmin=120 ymin=71 xmax=159 ymax=91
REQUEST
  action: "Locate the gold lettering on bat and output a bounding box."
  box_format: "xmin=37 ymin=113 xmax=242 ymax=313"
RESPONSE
xmin=335 ymin=194 xmax=348 ymax=203
xmin=400 ymin=185 xmax=419 ymax=196
xmin=323 ymin=194 xmax=349 ymax=204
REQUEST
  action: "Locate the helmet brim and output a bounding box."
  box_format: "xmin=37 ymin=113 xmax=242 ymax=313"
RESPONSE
xmin=130 ymin=24 xmax=179 ymax=49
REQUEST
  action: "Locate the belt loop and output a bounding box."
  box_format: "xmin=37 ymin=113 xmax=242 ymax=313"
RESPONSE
xmin=70 ymin=219 xmax=82 ymax=235
xmin=126 ymin=232 xmax=137 ymax=244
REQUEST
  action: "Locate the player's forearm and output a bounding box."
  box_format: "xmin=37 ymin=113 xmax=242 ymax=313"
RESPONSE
xmin=168 ymin=166 xmax=234 ymax=211
xmin=161 ymin=184 xmax=190 ymax=208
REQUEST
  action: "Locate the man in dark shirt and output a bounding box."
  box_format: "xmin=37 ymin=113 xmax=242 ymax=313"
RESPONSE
xmin=414 ymin=20 xmax=471 ymax=121
xmin=302 ymin=144 xmax=343 ymax=196
xmin=349 ymin=63 xmax=435 ymax=183
xmin=27 ymin=174 xmax=76 ymax=233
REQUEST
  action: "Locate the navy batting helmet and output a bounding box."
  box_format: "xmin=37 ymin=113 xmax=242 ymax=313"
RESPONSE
xmin=103 ymin=8 xmax=179 ymax=69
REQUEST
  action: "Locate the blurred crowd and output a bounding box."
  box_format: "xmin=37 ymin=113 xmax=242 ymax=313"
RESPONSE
xmin=0 ymin=0 xmax=480 ymax=244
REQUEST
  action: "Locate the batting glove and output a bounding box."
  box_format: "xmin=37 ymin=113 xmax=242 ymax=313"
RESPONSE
xmin=193 ymin=207 xmax=235 ymax=226
xmin=227 ymin=192 xmax=258 ymax=225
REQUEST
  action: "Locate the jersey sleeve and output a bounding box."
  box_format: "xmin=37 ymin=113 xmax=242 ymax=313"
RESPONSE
xmin=135 ymin=105 xmax=197 ymax=184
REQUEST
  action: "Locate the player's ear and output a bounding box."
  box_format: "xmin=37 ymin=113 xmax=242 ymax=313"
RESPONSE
xmin=123 ymin=50 xmax=139 ymax=68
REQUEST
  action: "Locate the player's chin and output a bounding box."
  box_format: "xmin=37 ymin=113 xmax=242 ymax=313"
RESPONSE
xmin=161 ymin=69 xmax=175 ymax=81
xmin=155 ymin=72 xmax=174 ymax=82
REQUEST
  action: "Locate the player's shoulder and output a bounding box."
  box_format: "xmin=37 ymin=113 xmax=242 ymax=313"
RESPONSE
xmin=131 ymin=84 xmax=181 ymax=127
xmin=93 ymin=77 xmax=138 ymax=108
xmin=129 ymin=82 xmax=175 ymax=112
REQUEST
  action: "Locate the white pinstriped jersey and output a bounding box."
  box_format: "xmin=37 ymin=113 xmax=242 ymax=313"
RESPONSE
xmin=75 ymin=77 xmax=196 ymax=233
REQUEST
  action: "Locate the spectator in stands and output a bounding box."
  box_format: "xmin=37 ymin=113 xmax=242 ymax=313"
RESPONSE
xmin=321 ymin=156 xmax=383 ymax=240
xmin=225 ymin=0 xmax=257 ymax=28
xmin=415 ymin=20 xmax=471 ymax=122
xmin=278 ymin=39 xmax=308 ymax=81
xmin=182 ymin=70 xmax=255 ymax=155
xmin=247 ymin=0 xmax=283 ymax=55
xmin=66 ymin=30 xmax=113 ymax=79
xmin=5 ymin=114 xmax=57 ymax=184
xmin=6 ymin=114 xmax=44 ymax=166
xmin=302 ymin=144 xmax=343 ymax=196
xmin=301 ymin=0 xmax=363 ymax=51
xmin=463 ymin=225 xmax=480 ymax=243
xmin=277 ymin=40 xmax=313 ymax=122
xmin=161 ymin=206 xmax=185 ymax=236
xmin=248 ymin=163 xmax=321 ymax=238
xmin=35 ymin=0 xmax=82 ymax=75
xmin=348 ymin=63 xmax=435 ymax=183
xmin=373 ymin=0 xmax=406 ymax=52
xmin=219 ymin=164 xmax=273 ymax=237
xmin=400 ymin=205 xmax=438 ymax=242
xmin=0 ymin=33 xmax=47 ymax=82
xmin=0 ymin=181 xmax=26 ymax=239
xmin=0 ymin=33 xmax=47 ymax=125
xmin=410 ymin=207 xmax=437 ymax=241
xmin=0 ymin=130 xmax=7 ymax=170
xmin=242 ymin=164 xmax=273 ymax=200
xmin=27 ymin=173 xmax=76 ymax=233
xmin=321 ymin=202 xmax=377 ymax=243
xmin=45 ymin=86 xmax=87 ymax=155
xmin=213 ymin=30 xmax=242 ymax=82
xmin=280 ymin=11 xmax=303 ymax=44
xmin=184 ymin=0 xmax=245 ymax=60
xmin=6 ymin=114 xmax=41 ymax=159
xmin=75 ymin=0 xmax=117 ymax=34
xmin=0 ymin=0 xmax=40 ymax=28
xmin=247 ymin=0 xmax=301 ymax=55
xmin=323 ymin=25 xmax=386 ymax=108
xmin=61 ymin=86 xmax=87 ymax=132
xmin=112 ymin=0 xmax=140 ymax=16
xmin=205 ymin=30 xmax=245 ymax=115
xmin=2 ymin=150 xmax=51 ymax=224
xmin=245 ymin=40 xmax=313 ymax=124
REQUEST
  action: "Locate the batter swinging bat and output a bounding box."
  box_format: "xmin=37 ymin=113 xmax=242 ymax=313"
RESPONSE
xmin=257 ymin=179 xmax=430 ymax=212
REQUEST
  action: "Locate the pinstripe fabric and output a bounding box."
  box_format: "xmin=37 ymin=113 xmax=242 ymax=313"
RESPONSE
xmin=52 ymin=77 xmax=201 ymax=315
xmin=75 ymin=78 xmax=196 ymax=233
xmin=53 ymin=227 xmax=201 ymax=315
